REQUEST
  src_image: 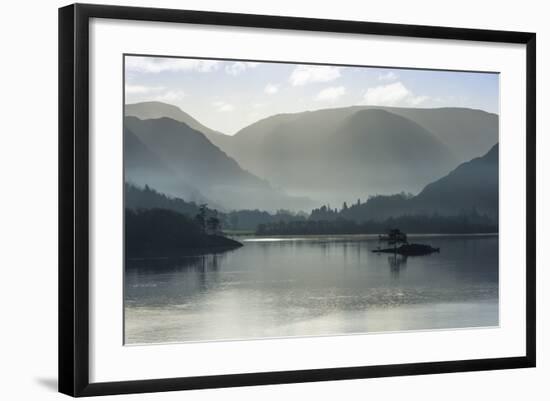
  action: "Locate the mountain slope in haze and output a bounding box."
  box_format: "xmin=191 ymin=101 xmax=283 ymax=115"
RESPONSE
xmin=386 ymin=107 xmax=498 ymax=162
xmin=125 ymin=101 xmax=232 ymax=150
xmin=125 ymin=116 xmax=258 ymax=187
xmin=337 ymin=109 xmax=456 ymax=187
xmin=124 ymin=116 xmax=313 ymax=211
xmin=124 ymin=127 xmax=205 ymax=203
xmin=225 ymin=108 xmax=459 ymax=205
xmin=229 ymin=105 xmax=498 ymax=162
xmin=341 ymin=143 xmax=499 ymax=221
xmin=125 ymin=101 xmax=497 ymax=165
xmin=124 ymin=101 xmax=497 ymax=207
xmin=413 ymin=142 xmax=498 ymax=218
xmin=224 ymin=106 xmax=496 ymax=205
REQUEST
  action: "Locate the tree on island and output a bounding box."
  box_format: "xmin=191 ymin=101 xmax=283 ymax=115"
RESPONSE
xmin=195 ymin=204 xmax=208 ymax=233
xmin=381 ymin=228 xmax=408 ymax=252
xmin=207 ymin=214 xmax=221 ymax=234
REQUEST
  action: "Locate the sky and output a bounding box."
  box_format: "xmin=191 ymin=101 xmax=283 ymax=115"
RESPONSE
xmin=125 ymin=55 xmax=499 ymax=135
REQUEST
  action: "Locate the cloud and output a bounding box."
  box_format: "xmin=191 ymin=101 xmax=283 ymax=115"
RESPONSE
xmin=125 ymin=85 xmax=185 ymax=104
xmin=363 ymin=82 xmax=429 ymax=107
xmin=315 ymin=86 xmax=346 ymax=102
xmin=289 ymin=65 xmax=341 ymax=86
xmin=225 ymin=61 xmax=260 ymax=76
xmin=154 ymin=90 xmax=186 ymax=103
xmin=125 ymin=84 xmax=165 ymax=95
xmin=213 ymin=100 xmax=234 ymax=112
xmin=378 ymin=71 xmax=398 ymax=81
xmin=126 ymin=57 xmax=220 ymax=73
xmin=264 ymin=83 xmax=279 ymax=95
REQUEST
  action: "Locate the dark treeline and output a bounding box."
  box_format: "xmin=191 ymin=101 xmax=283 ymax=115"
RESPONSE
xmin=125 ymin=182 xmax=306 ymax=231
xmin=225 ymin=209 xmax=307 ymax=231
xmin=126 ymin=182 xmax=203 ymax=216
xmin=126 ymin=183 xmax=497 ymax=236
xmin=257 ymin=212 xmax=497 ymax=236
xmin=311 ymin=191 xmax=497 ymax=226
xmin=125 ymin=208 xmax=242 ymax=259
xmin=310 ymin=193 xmax=415 ymax=222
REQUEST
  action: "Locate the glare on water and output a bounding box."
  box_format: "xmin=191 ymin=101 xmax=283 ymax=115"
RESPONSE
xmin=124 ymin=235 xmax=498 ymax=344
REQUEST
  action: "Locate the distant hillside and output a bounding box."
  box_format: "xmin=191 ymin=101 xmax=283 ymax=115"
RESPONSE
xmin=338 ymin=143 xmax=499 ymax=221
xmin=225 ymin=108 xmax=458 ymax=204
xmin=124 ymin=127 xmax=205 ymax=203
xmin=123 ymin=101 xmax=498 ymax=207
xmin=124 ymin=116 xmax=313 ymax=211
xmin=413 ymin=143 xmax=498 ymax=218
xmin=125 ymin=182 xmax=309 ymax=232
xmin=125 ymin=182 xmax=202 ymax=217
xmin=384 ymin=107 xmax=498 ymax=161
xmin=230 ymin=105 xmax=498 ymax=162
xmin=125 ymin=101 xmax=232 ymax=150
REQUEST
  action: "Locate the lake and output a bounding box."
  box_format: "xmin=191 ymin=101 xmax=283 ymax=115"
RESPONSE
xmin=124 ymin=234 xmax=498 ymax=344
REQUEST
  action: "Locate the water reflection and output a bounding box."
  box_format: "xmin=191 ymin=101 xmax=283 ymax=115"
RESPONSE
xmin=126 ymin=253 xmax=228 ymax=304
xmin=387 ymin=254 xmax=408 ymax=276
xmin=125 ymin=235 xmax=499 ymax=344
xmin=126 ymin=253 xmax=225 ymax=272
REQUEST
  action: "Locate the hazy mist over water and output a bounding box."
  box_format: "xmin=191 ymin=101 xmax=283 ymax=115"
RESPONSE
xmin=125 ymin=235 xmax=498 ymax=344
xmin=123 ymin=58 xmax=500 ymax=345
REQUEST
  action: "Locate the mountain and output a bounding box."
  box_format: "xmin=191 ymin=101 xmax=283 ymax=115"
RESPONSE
xmin=225 ymin=108 xmax=459 ymax=205
xmin=384 ymin=107 xmax=498 ymax=162
xmin=125 ymin=101 xmax=231 ymax=150
xmin=124 ymin=116 xmax=313 ymax=211
xmin=413 ymin=143 xmax=498 ymax=218
xmin=124 ymin=102 xmax=498 ymax=207
xmin=229 ymin=105 xmax=497 ymax=162
xmin=124 ymin=127 xmax=205 ymax=203
xmin=340 ymin=143 xmax=499 ymax=221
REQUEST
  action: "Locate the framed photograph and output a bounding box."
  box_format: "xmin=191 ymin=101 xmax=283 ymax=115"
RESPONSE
xmin=58 ymin=3 xmax=536 ymax=397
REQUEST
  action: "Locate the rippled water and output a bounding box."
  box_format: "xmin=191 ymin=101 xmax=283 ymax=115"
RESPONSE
xmin=124 ymin=234 xmax=498 ymax=344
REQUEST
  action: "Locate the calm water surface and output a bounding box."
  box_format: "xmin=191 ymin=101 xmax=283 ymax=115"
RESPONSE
xmin=125 ymin=235 xmax=498 ymax=344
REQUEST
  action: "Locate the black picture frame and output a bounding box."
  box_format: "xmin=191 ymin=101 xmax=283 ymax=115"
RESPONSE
xmin=59 ymin=3 xmax=536 ymax=397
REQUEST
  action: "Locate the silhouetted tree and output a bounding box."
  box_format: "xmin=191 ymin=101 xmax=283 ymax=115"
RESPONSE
xmin=207 ymin=215 xmax=221 ymax=234
xmin=195 ymin=204 xmax=208 ymax=232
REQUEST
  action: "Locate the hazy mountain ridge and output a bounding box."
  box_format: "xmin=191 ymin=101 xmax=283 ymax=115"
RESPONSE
xmin=413 ymin=142 xmax=498 ymax=218
xmin=230 ymin=105 xmax=498 ymax=162
xmin=124 ymin=101 xmax=498 ymax=210
xmin=125 ymin=116 xmax=259 ymax=187
xmin=224 ymin=107 xmax=460 ymax=204
xmin=125 ymin=102 xmax=498 ymax=163
xmin=125 ymin=101 xmax=232 ymax=150
xmin=383 ymin=107 xmax=498 ymax=161
xmin=124 ymin=127 xmax=206 ymax=203
xmin=338 ymin=143 xmax=499 ymax=222
xmin=124 ymin=116 xmax=314 ymax=211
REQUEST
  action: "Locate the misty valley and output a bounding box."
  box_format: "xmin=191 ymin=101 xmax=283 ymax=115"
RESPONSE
xmin=123 ymin=99 xmax=499 ymax=344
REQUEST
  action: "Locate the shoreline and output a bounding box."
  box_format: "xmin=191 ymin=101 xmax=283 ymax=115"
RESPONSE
xmin=236 ymin=232 xmax=498 ymax=241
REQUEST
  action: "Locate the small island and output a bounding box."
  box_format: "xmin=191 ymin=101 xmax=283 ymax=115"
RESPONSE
xmin=373 ymin=229 xmax=440 ymax=256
